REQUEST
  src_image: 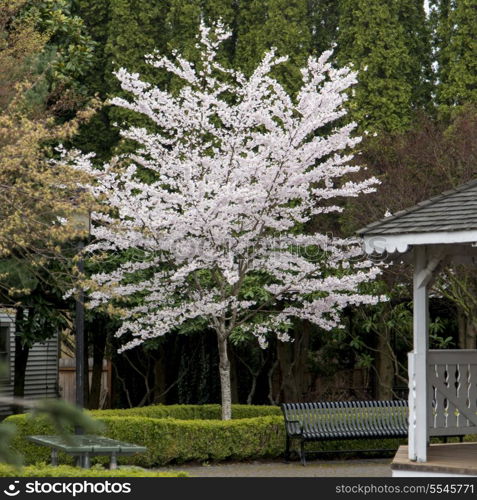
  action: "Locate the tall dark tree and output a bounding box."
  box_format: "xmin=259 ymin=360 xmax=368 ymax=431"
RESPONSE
xmin=71 ymin=0 xmax=117 ymax=160
xmin=307 ymin=0 xmax=340 ymax=56
xmin=235 ymin=0 xmax=311 ymax=93
xmin=397 ymin=0 xmax=433 ymax=111
xmin=337 ymin=0 xmax=432 ymax=133
xmin=432 ymin=0 xmax=477 ymax=113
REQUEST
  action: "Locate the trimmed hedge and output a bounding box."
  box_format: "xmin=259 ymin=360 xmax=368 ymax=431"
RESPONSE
xmin=6 ymin=414 xmax=285 ymax=466
xmin=0 ymin=464 xmax=187 ymax=477
xmin=91 ymin=404 xmax=282 ymax=420
xmin=5 ymin=404 xmax=410 ymax=466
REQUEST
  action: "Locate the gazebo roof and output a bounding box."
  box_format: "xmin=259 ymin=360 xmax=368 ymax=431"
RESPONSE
xmin=358 ymin=179 xmax=477 ymax=236
xmin=358 ymin=179 xmax=477 ymax=254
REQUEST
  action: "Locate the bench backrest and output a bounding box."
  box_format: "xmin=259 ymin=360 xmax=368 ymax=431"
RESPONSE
xmin=281 ymin=400 xmax=408 ymax=434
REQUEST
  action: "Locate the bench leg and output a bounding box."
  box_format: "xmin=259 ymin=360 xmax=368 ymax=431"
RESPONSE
xmin=110 ymin=452 xmax=118 ymax=470
xmin=300 ymin=440 xmax=306 ymax=466
xmin=285 ymin=436 xmax=291 ymax=462
xmin=51 ymin=449 xmax=58 ymax=466
xmin=83 ymin=453 xmax=90 ymax=469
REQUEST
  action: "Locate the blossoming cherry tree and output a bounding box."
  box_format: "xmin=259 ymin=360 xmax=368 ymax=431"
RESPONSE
xmin=72 ymin=23 xmax=380 ymax=419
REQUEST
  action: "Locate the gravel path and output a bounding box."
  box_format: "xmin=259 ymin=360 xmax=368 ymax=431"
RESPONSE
xmin=154 ymin=458 xmax=392 ymax=477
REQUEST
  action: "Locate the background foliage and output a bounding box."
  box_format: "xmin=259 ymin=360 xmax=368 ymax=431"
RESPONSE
xmin=2 ymin=0 xmax=477 ymax=414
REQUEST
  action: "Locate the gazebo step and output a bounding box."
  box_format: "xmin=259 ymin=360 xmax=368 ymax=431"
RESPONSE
xmin=391 ymin=443 xmax=477 ymax=477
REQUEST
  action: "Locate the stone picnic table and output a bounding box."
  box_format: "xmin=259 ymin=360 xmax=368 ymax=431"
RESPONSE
xmin=27 ymin=435 xmax=147 ymax=469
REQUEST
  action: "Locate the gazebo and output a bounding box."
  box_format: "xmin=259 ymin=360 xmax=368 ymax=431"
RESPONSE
xmin=358 ymin=179 xmax=477 ymax=477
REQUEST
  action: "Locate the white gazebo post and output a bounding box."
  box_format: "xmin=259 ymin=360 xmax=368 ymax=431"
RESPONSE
xmin=408 ymin=246 xmax=429 ymax=462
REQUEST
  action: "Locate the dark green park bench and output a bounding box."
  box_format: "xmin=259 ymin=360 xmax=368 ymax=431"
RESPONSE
xmin=281 ymin=400 xmax=408 ymax=465
xmin=27 ymin=435 xmax=147 ymax=469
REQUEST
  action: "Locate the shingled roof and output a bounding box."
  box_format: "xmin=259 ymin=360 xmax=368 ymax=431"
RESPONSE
xmin=357 ymin=179 xmax=477 ymax=236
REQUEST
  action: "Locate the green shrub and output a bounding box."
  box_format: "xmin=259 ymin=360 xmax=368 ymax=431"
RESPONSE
xmin=5 ymin=404 xmax=411 ymax=466
xmin=6 ymin=414 xmax=285 ymax=466
xmin=91 ymin=404 xmax=281 ymax=420
xmin=0 ymin=464 xmax=187 ymax=477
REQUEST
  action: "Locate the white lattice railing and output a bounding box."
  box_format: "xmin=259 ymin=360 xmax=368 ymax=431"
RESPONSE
xmin=428 ymin=349 xmax=477 ymax=437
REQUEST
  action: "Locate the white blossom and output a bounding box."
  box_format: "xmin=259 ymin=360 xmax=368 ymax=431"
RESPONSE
xmin=69 ymin=21 xmax=381 ymax=354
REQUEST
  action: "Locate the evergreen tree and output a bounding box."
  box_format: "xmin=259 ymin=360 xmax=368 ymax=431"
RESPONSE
xmin=337 ymin=0 xmax=431 ymax=134
xmin=398 ymin=0 xmax=433 ymax=111
xmin=434 ymin=0 xmax=477 ymax=112
xmin=105 ymin=0 xmax=176 ymax=98
xmin=73 ymin=0 xmax=174 ymax=157
xmin=430 ymin=0 xmax=453 ymax=111
xmin=202 ymin=0 xmax=238 ymax=64
xmin=72 ymin=0 xmax=116 ymax=159
xmin=235 ymin=0 xmax=311 ymax=93
xmin=163 ymin=0 xmax=202 ymax=60
xmin=164 ymin=0 xmax=238 ymax=62
xmin=307 ymin=0 xmax=340 ymax=56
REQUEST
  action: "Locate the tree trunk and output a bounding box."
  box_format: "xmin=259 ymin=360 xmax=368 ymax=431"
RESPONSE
xmin=458 ymin=309 xmax=467 ymax=349
xmin=457 ymin=309 xmax=477 ymax=349
xmin=276 ymin=322 xmax=311 ymax=403
xmin=468 ymin=317 xmax=477 ymax=349
xmin=13 ymin=336 xmax=29 ymax=399
xmin=217 ymin=333 xmax=232 ymax=420
xmin=83 ymin=327 xmax=90 ymax=409
xmin=229 ymin=349 xmax=239 ymax=404
xmin=153 ymin=346 xmax=167 ymax=404
xmin=376 ymin=329 xmax=394 ymax=400
xmin=13 ymin=308 xmax=29 ymax=412
xmin=294 ymin=322 xmax=311 ymax=398
xmin=88 ymin=328 xmax=106 ymax=409
xmin=277 ymin=340 xmax=297 ymax=401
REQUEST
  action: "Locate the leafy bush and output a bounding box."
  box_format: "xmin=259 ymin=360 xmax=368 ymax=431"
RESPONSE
xmin=0 ymin=464 xmax=187 ymax=477
xmin=5 ymin=404 xmax=409 ymax=466
xmin=6 ymin=414 xmax=285 ymax=466
xmin=92 ymin=404 xmax=281 ymax=420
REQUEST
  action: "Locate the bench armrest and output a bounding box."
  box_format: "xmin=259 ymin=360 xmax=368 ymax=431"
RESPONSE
xmin=284 ymin=419 xmax=303 ymax=436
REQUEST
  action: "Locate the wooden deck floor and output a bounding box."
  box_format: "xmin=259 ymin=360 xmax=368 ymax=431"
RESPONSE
xmin=392 ymin=443 xmax=477 ymax=476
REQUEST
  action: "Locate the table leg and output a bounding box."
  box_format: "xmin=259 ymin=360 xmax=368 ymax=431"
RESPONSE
xmin=51 ymin=449 xmax=58 ymax=466
xmin=110 ymin=452 xmax=117 ymax=470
